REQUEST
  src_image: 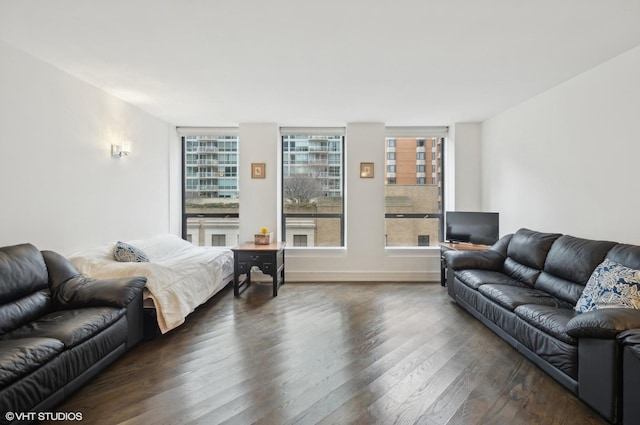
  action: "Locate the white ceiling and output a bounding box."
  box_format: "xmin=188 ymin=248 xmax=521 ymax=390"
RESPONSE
xmin=1 ymin=0 xmax=640 ymax=127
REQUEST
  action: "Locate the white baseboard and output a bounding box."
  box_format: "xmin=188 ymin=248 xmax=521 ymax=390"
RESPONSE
xmin=283 ymin=270 xmax=441 ymax=283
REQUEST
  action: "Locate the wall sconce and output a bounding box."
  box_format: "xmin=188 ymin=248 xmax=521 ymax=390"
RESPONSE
xmin=112 ymin=141 xmax=131 ymax=158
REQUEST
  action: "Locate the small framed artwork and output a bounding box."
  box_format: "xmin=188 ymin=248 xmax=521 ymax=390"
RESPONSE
xmin=360 ymin=162 xmax=374 ymax=178
xmin=251 ymin=163 xmax=266 ymax=179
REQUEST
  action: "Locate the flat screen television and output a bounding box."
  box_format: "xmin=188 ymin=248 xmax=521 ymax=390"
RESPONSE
xmin=445 ymin=211 xmax=499 ymax=245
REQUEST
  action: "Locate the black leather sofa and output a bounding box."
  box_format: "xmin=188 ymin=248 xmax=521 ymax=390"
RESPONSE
xmin=444 ymin=228 xmax=640 ymax=424
xmin=0 ymin=243 xmax=146 ymax=424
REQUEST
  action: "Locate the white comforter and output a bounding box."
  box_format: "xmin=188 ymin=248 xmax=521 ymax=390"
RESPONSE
xmin=69 ymin=234 xmax=234 ymax=334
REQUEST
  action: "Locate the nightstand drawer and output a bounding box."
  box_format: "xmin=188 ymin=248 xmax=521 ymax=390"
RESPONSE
xmin=237 ymin=253 xmax=272 ymax=264
xmin=237 ymin=262 xmax=251 ymax=273
xmin=262 ymin=262 xmax=274 ymax=273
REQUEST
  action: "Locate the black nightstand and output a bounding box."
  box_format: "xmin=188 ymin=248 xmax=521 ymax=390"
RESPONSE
xmin=232 ymin=241 xmax=286 ymax=296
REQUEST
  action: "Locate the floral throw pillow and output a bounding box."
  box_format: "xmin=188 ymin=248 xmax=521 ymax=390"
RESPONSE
xmin=113 ymin=241 xmax=150 ymax=263
xmin=575 ymin=258 xmax=640 ymax=313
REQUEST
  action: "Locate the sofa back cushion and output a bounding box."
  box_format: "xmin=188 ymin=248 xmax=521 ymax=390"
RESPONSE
xmin=503 ymin=229 xmax=561 ymax=286
xmin=535 ymin=273 xmax=586 ymax=305
xmin=537 ymin=236 xmax=618 ymax=305
xmin=606 ymin=244 xmax=640 ymax=270
xmin=0 ymin=244 xmax=52 ymax=335
xmin=543 ymin=235 xmax=617 ymax=284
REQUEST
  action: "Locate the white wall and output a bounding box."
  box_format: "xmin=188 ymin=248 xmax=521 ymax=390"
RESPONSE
xmin=450 ymin=122 xmax=482 ymax=212
xmin=238 ymin=123 xmax=280 ymax=241
xmin=0 ymin=40 xmax=173 ymax=255
xmin=481 ymin=45 xmax=640 ymax=244
xmin=183 ymin=122 xmax=445 ymax=282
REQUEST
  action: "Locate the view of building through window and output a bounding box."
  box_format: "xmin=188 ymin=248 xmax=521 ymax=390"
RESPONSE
xmin=181 ymin=129 xmax=442 ymax=249
xmin=182 ymin=133 xmax=240 ymax=247
xmin=282 ymin=131 xmax=345 ymax=247
xmin=385 ymin=134 xmax=444 ymax=247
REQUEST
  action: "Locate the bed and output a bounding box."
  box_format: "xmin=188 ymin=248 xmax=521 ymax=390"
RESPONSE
xmin=69 ymin=234 xmax=234 ymax=334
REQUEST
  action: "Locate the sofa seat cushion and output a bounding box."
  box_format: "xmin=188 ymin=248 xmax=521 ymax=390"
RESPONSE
xmin=478 ymin=284 xmax=570 ymax=312
xmin=514 ymin=304 xmax=578 ymax=344
xmin=0 ymin=337 xmax=64 ymax=386
xmin=1 ymin=307 xmax=126 ymax=349
xmin=455 ymin=270 xmax=525 ymax=290
xmin=512 ymin=317 xmax=578 ymax=379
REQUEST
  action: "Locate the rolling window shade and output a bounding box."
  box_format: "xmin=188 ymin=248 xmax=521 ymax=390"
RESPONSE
xmin=385 ymin=126 xmax=448 ymax=138
xmin=280 ymin=127 xmax=345 ymax=136
xmin=177 ymin=127 xmax=239 ymax=136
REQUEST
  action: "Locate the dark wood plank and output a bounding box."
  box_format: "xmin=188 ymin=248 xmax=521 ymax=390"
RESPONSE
xmin=42 ymin=283 xmax=610 ymax=425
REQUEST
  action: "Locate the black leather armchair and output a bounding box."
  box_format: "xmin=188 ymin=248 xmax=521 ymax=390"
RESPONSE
xmin=0 ymin=243 xmax=146 ymax=424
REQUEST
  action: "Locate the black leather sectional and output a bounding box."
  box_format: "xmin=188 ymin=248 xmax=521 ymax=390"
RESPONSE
xmin=444 ymin=228 xmax=640 ymax=424
xmin=0 ymin=243 xmax=146 ymax=424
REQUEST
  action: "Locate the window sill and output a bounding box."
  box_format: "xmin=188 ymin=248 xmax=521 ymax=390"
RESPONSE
xmin=385 ymin=246 xmax=440 ymax=257
xmin=285 ymin=247 xmax=348 ymax=258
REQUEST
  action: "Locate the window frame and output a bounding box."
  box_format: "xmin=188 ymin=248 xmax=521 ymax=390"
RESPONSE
xmin=179 ymin=128 xmax=240 ymax=245
xmin=281 ymin=128 xmax=346 ymax=248
xmin=384 ymin=127 xmax=447 ymax=248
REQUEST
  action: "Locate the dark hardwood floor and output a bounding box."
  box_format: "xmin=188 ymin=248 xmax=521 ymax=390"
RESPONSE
xmin=45 ymin=282 xmax=609 ymax=425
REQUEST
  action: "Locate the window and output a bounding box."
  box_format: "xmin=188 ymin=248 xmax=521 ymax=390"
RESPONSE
xmin=281 ymin=128 xmax=345 ymax=247
xmin=180 ymin=129 xmax=240 ymax=247
xmin=211 ymin=234 xmax=226 ymax=246
xmin=384 ymin=127 xmax=447 ymax=247
xmin=387 ymin=152 xmax=396 ymax=160
xmin=293 ymin=235 xmax=308 ymax=247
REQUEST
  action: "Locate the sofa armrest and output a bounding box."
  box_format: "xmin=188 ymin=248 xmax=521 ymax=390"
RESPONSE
xmin=42 ymin=250 xmax=147 ymax=309
xmin=566 ymin=308 xmax=640 ymax=339
xmin=42 ymin=250 xmax=82 ymax=291
xmin=53 ymin=275 xmax=147 ymax=309
xmin=618 ymin=328 xmax=640 ymax=345
xmin=444 ymin=249 xmax=505 ymax=271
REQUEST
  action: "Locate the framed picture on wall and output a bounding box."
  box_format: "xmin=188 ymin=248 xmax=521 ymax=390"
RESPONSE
xmin=251 ymin=163 xmax=265 ymax=179
xmin=360 ymin=162 xmax=374 ymax=178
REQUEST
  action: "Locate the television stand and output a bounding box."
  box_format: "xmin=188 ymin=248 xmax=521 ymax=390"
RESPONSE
xmin=439 ymin=242 xmax=491 ymax=286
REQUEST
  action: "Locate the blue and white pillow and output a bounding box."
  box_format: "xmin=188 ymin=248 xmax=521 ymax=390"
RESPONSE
xmin=575 ymin=258 xmax=640 ymax=313
xmin=113 ymin=241 xmax=150 ymax=263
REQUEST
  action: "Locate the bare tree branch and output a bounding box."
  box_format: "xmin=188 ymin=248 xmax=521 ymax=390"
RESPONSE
xmin=284 ymin=174 xmax=323 ymax=203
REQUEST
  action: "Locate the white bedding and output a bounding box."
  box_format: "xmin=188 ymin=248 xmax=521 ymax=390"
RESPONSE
xmin=69 ymin=234 xmax=234 ymax=334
